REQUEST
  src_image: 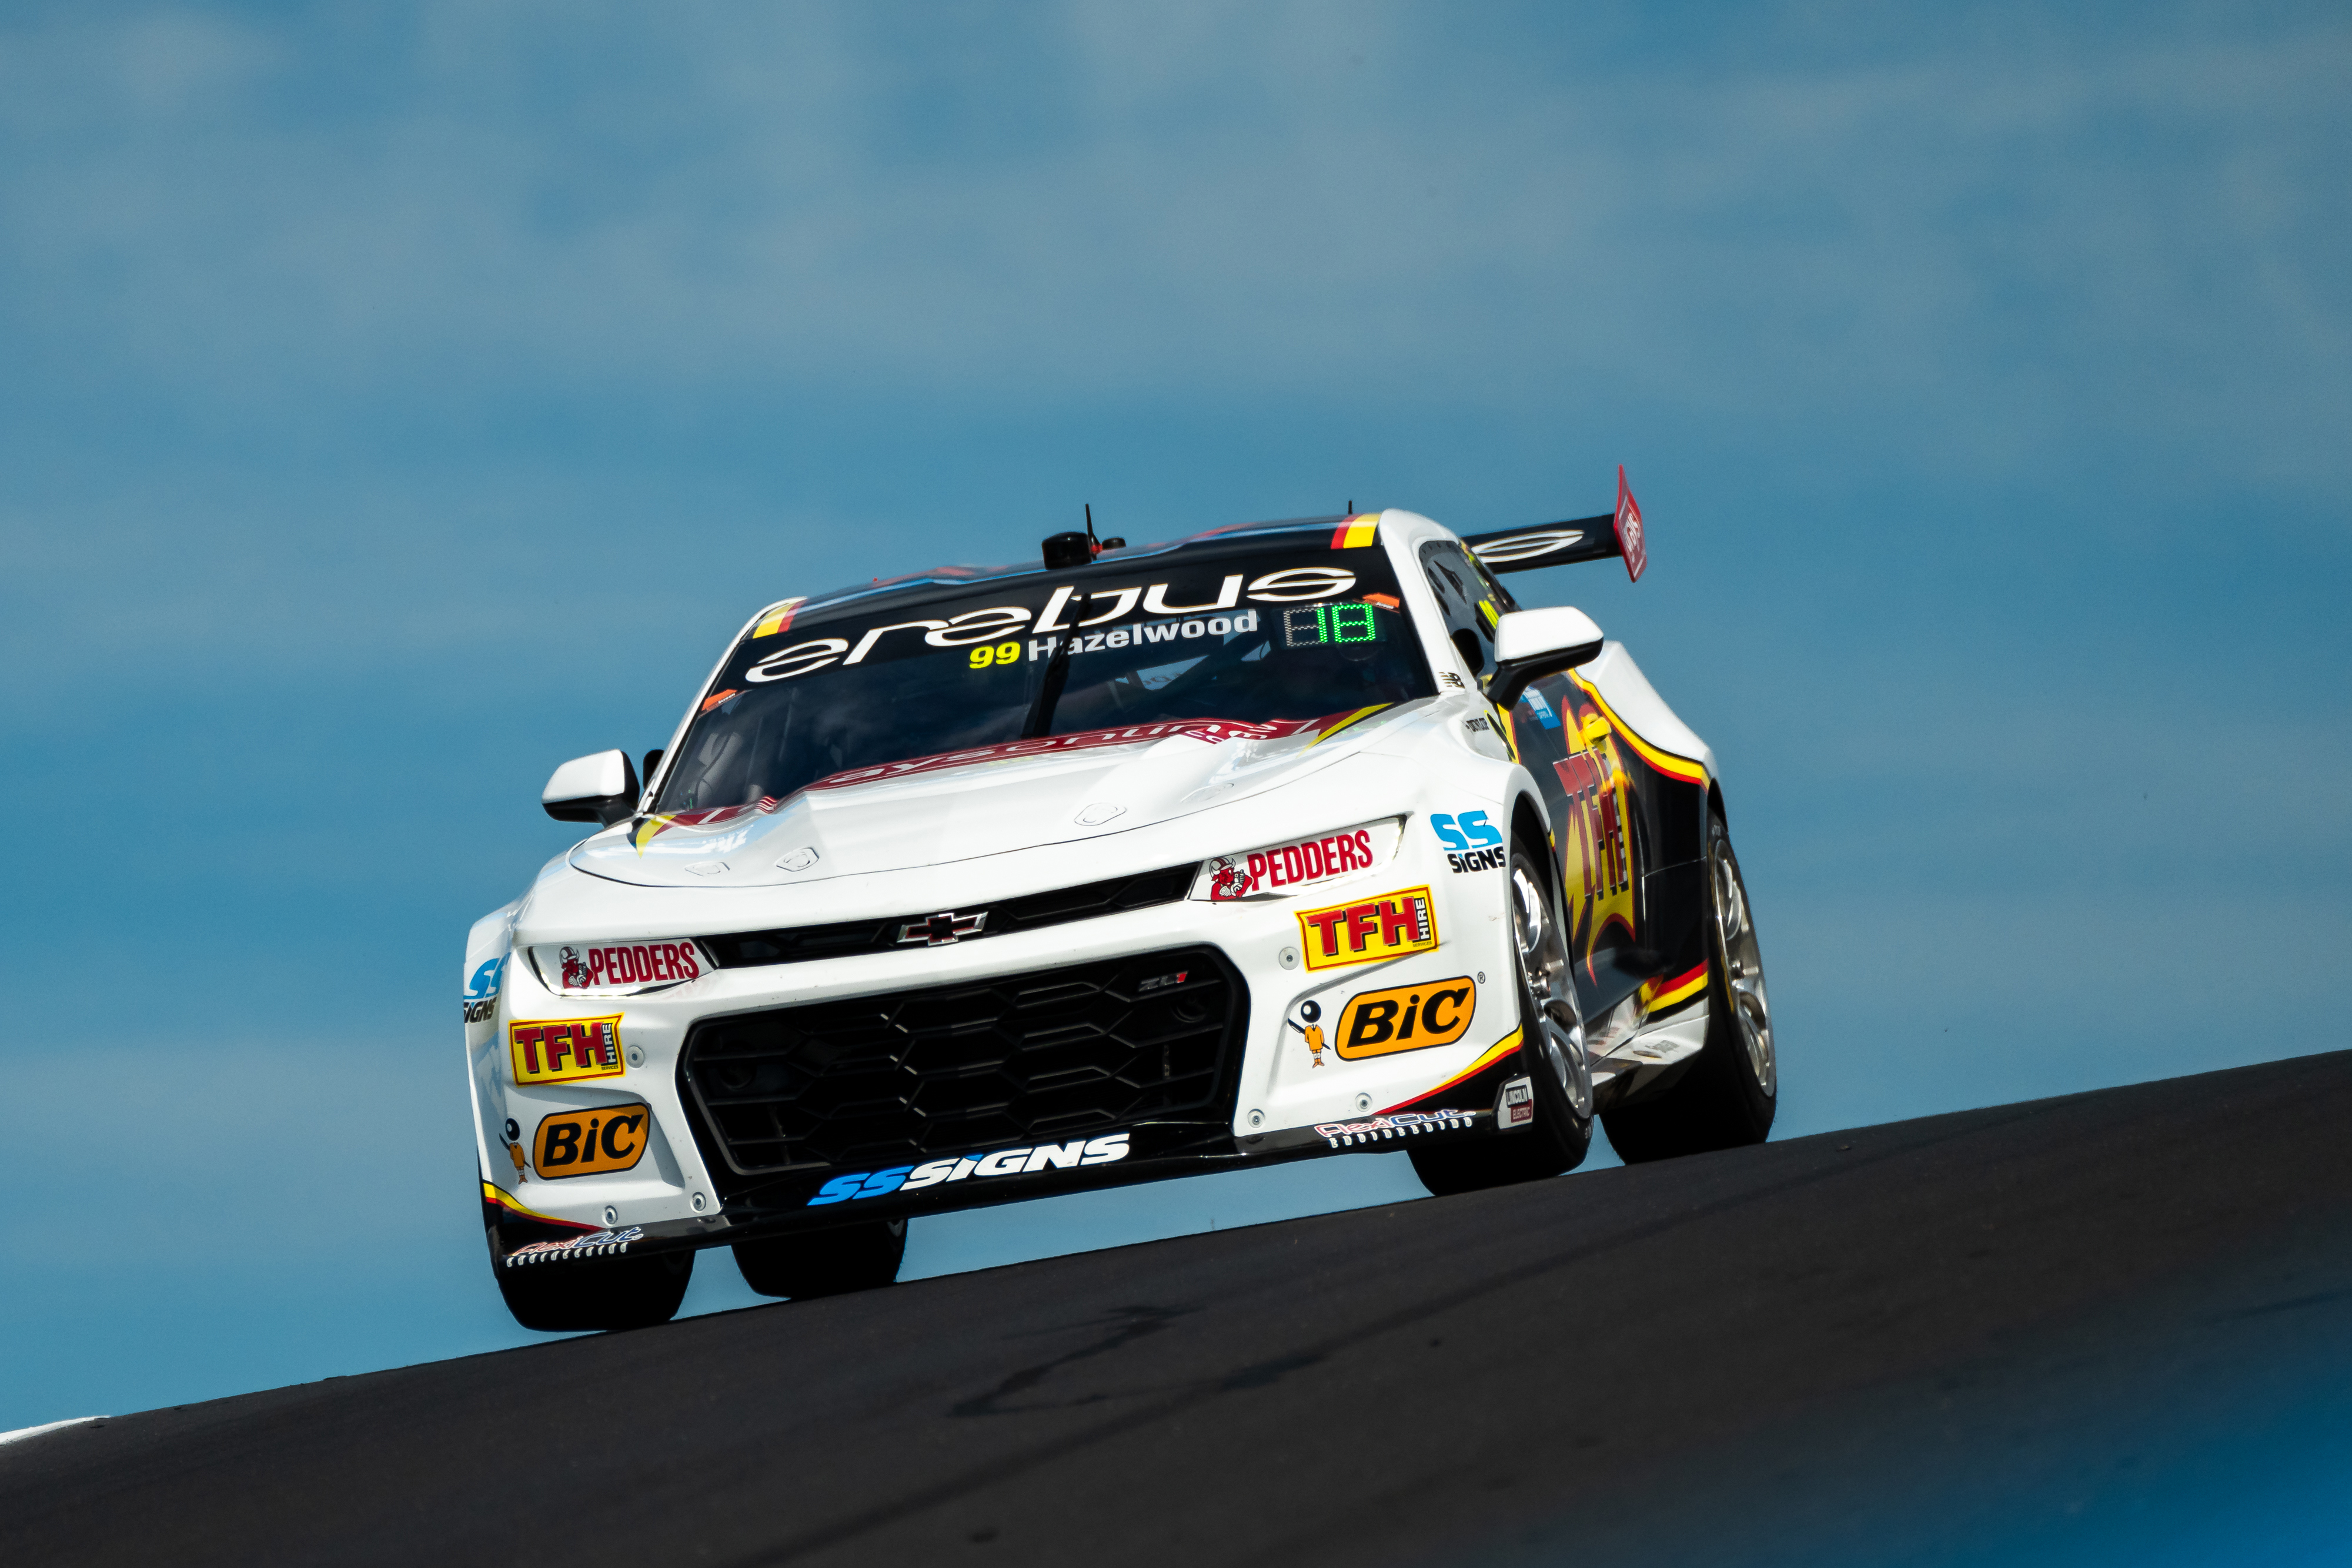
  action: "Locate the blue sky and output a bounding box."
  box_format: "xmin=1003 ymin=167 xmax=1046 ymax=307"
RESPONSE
xmin=2 ymin=1 xmax=2347 ymax=1433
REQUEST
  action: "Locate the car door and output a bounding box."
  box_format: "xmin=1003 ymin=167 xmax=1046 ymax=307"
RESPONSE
xmin=1418 ymin=539 xmax=1653 ymax=1018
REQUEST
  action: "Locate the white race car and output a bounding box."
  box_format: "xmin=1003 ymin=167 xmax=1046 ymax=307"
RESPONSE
xmin=466 ymin=479 xmax=1776 ymax=1330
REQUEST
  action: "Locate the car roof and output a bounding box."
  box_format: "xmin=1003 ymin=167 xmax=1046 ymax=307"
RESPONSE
xmin=774 ymin=513 xmax=1381 ymax=624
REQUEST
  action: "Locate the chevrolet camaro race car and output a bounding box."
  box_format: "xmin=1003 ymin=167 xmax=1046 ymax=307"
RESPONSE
xmin=465 ymin=476 xmax=1777 ymax=1330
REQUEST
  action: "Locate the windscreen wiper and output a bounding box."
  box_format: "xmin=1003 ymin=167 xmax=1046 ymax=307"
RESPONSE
xmin=1020 ymin=633 xmax=1074 ymax=738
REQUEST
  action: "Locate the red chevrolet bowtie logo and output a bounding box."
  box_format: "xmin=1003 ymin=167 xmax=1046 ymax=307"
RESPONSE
xmin=897 ymin=911 xmax=989 ymax=947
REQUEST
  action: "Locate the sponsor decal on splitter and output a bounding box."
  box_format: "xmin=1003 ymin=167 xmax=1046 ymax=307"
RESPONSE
xmin=509 ymin=1017 xmax=625 ymax=1085
xmin=807 ymin=1133 xmax=1130 ymax=1206
xmin=1335 ymin=977 xmax=1476 ymax=1059
xmin=1315 ymin=1109 xmax=1479 ymax=1148
xmin=505 ymin=1227 xmax=644 ymax=1267
xmin=1295 ymin=887 xmax=1439 ymax=971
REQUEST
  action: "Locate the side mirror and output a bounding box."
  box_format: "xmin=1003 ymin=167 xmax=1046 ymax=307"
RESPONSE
xmin=1484 ymin=607 xmax=1605 ymax=711
xmin=542 ymin=750 xmax=642 ymax=827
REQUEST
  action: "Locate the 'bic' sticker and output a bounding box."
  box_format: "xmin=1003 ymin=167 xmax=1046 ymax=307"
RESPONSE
xmin=509 ymin=1017 xmax=625 ymax=1085
xmin=533 ymin=1102 xmax=652 ymax=1178
xmin=1295 ymin=886 xmax=1439 ymax=970
xmin=1335 ymin=977 xmax=1476 ymax=1058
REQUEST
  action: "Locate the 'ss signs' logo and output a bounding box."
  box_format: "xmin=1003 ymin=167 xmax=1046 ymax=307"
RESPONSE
xmin=808 ymin=1134 xmax=1131 ymax=1206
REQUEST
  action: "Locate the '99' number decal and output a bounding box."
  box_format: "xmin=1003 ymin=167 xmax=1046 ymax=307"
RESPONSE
xmin=968 ymin=640 xmax=1023 ymax=670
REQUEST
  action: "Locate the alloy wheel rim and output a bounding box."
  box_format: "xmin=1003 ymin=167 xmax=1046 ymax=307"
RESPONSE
xmin=1511 ymin=858 xmax=1592 ymax=1118
xmin=1712 ymin=841 xmax=1776 ymax=1098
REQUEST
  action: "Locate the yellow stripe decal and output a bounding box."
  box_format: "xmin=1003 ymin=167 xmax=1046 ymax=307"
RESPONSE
xmin=1571 ymin=674 xmax=1710 ymax=784
xmin=1495 ymin=706 xmax=1521 ymax=764
xmin=1306 ymin=704 xmax=1391 ymax=747
xmin=1639 ymin=962 xmax=1709 ymax=1011
xmin=481 ymin=1181 xmax=576 ymax=1228
xmin=1381 ymin=1027 xmax=1525 ymax=1114
xmin=751 ymin=596 xmax=808 ymax=639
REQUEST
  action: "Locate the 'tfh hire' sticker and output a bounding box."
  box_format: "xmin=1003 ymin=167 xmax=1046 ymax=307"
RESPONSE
xmin=509 ymin=1017 xmax=625 ymax=1085
xmin=1294 ymin=887 xmax=1439 ymax=971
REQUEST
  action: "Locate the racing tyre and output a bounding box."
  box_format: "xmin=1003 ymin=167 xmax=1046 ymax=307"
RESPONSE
xmin=733 ymin=1218 xmax=907 ymax=1299
xmin=1411 ymin=839 xmax=1593 ymax=1196
xmin=1602 ymin=808 xmax=1776 ymax=1162
xmin=493 ymin=1247 xmax=694 ymax=1333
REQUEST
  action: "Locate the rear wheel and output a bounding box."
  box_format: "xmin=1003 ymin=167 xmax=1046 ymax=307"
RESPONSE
xmin=1602 ymin=808 xmax=1776 ymax=1162
xmin=493 ymin=1246 xmax=693 ymax=1332
xmin=733 ymin=1218 xmax=907 ymax=1299
xmin=1411 ymin=840 xmax=1593 ymax=1196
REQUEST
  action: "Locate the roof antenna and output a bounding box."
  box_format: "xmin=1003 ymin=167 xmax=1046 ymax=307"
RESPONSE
xmin=1347 ymin=499 xmax=1354 ymax=513
xmin=1087 ymin=503 xmax=1125 ymax=552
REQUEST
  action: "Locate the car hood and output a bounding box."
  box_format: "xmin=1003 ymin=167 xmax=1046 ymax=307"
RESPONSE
xmin=566 ymin=704 xmax=1429 ymax=890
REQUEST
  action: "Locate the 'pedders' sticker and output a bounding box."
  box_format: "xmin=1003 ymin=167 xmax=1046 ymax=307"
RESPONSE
xmin=1193 ymin=818 xmax=1398 ymax=902
xmin=534 ymin=940 xmax=709 ymax=995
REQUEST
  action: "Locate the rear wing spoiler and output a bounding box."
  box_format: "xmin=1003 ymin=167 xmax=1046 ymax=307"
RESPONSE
xmin=1461 ymin=466 xmax=1649 ymax=583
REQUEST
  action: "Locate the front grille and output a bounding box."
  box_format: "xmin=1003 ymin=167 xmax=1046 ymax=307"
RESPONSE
xmin=700 ymin=863 xmax=1197 ymax=968
xmin=679 ymin=945 xmax=1245 ymax=1186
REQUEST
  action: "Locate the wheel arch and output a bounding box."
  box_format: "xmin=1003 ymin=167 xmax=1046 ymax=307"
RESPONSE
xmin=1509 ymin=788 xmax=1555 ymax=882
xmin=1506 ymin=786 xmax=1578 ymax=958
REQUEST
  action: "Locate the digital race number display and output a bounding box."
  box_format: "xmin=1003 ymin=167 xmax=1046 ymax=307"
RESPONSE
xmin=1281 ymin=601 xmax=1385 ymax=648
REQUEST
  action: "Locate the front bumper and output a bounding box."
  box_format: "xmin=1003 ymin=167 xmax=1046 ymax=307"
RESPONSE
xmin=472 ymin=837 xmax=1536 ymax=1266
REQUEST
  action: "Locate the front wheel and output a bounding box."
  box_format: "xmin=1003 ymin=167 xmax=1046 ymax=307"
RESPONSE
xmin=733 ymin=1218 xmax=907 ymax=1299
xmin=1411 ymin=840 xmax=1593 ymax=1196
xmin=1601 ymin=808 xmax=1777 ymax=1162
xmin=493 ymin=1246 xmax=693 ymax=1332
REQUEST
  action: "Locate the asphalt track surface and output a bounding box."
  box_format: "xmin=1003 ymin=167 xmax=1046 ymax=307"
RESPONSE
xmin=6 ymin=1052 xmax=2351 ymax=1567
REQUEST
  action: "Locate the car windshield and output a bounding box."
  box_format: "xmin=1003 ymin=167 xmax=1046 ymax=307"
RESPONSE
xmin=654 ymin=531 xmax=1435 ymax=811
